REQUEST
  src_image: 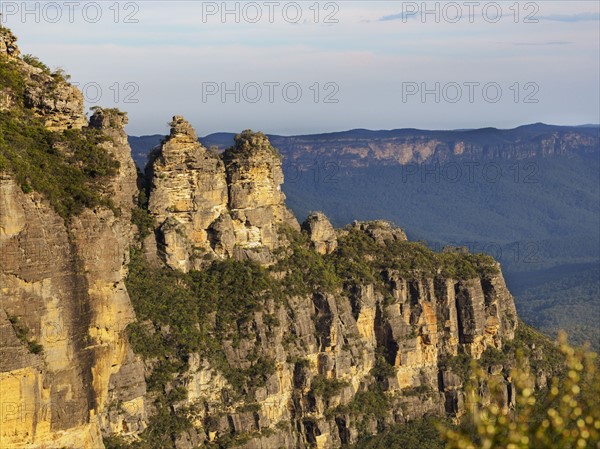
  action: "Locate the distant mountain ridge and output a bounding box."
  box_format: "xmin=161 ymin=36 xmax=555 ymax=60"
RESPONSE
xmin=129 ymin=123 xmax=599 ymax=169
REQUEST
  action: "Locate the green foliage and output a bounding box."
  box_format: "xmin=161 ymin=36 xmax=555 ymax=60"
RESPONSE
xmin=51 ymin=67 xmax=71 ymax=82
xmin=515 ymin=264 xmax=600 ymax=350
xmin=22 ymin=54 xmax=51 ymax=73
xmin=0 ymin=58 xmax=25 ymax=100
xmin=331 ymin=384 xmax=390 ymax=424
xmin=131 ymin=206 xmax=154 ymax=239
xmin=352 ymin=418 xmax=447 ymax=449
xmin=505 ymin=321 xmax=566 ymax=378
xmin=0 ymin=110 xmax=119 ymax=219
xmin=438 ymin=349 xmax=472 ymax=378
xmin=115 ymin=394 xmax=198 ymax=449
xmin=1 ymin=51 xmax=119 ymax=219
xmin=328 ymin=227 xmax=498 ymax=300
xmin=126 ymin=250 xmax=279 ymax=392
xmin=440 ymin=334 xmax=600 ymax=449
xmin=222 ymin=129 xmax=281 ymax=163
xmin=274 ymin=225 xmax=341 ymax=295
xmin=371 ymin=354 xmax=395 ymax=380
xmin=311 ymin=375 xmax=349 ymax=401
xmin=6 ymin=315 xmax=43 ymax=354
xmin=329 ymin=227 xmax=380 ymax=285
xmin=478 ymin=346 xmax=508 ymax=369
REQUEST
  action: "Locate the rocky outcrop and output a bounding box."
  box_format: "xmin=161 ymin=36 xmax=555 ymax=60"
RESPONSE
xmin=0 ymin=171 xmax=145 ymax=447
xmin=147 ymin=119 xmax=299 ymax=270
xmin=146 ymin=116 xmax=232 ymax=271
xmin=0 ymin=27 xmax=19 ymax=58
xmin=22 ymin=67 xmax=87 ymax=131
xmin=0 ymin=27 xmax=86 ymax=130
xmin=223 ymin=129 xmax=300 ymax=262
xmin=88 ymin=108 xmax=139 ymax=217
xmin=302 ymin=212 xmax=337 ymax=255
xmin=348 ymin=220 xmax=407 ymax=245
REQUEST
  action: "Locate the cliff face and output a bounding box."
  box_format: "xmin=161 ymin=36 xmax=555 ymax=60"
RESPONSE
xmin=270 ymin=127 xmax=600 ymax=169
xmin=1 ymin=30 xmax=145 ymax=448
xmin=0 ymin=141 xmax=146 ymax=447
xmin=125 ymin=218 xmax=518 ymax=449
xmin=147 ymin=118 xmax=299 ymax=271
xmin=2 ymin=27 xmax=525 ymax=449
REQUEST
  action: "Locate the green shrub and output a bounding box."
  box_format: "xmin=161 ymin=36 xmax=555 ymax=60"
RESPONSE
xmin=6 ymin=315 xmax=43 ymax=354
xmin=0 ymin=110 xmax=119 ymax=219
xmin=371 ymin=354 xmax=395 ymax=380
xmin=0 ymin=58 xmax=25 ymax=100
xmin=311 ymin=375 xmax=349 ymax=401
xmin=440 ymin=334 xmax=599 ymax=449
xmin=353 ymin=417 xmax=447 ymax=449
xmin=275 ymin=225 xmax=341 ymax=296
xmin=22 ymin=54 xmax=51 ymax=73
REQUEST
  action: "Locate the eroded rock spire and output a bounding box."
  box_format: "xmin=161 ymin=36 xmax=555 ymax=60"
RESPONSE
xmin=147 ymin=118 xmax=299 ymax=271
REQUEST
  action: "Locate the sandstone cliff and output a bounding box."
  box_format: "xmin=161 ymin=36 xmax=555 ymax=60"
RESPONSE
xmin=147 ymin=118 xmax=299 ymax=271
xmin=1 ymin=30 xmax=145 ymax=448
xmin=267 ymin=126 xmax=600 ymax=169
xmin=124 ymin=218 xmax=519 ymax=449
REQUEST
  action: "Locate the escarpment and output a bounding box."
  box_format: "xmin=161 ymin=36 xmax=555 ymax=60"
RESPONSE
xmin=1 ymin=27 xmax=552 ymax=449
xmin=1 ymin=29 xmax=145 ymax=448
xmin=125 ymin=216 xmax=520 ymax=449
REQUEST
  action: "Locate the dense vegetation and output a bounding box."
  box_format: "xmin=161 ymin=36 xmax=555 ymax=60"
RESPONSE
xmin=351 ymin=418 xmax=446 ymax=449
xmin=127 ymin=249 xmax=280 ymax=391
xmin=0 ymin=57 xmax=120 ymax=219
xmin=515 ymin=264 xmax=600 ymax=349
xmin=124 ymin=249 xmax=281 ymax=448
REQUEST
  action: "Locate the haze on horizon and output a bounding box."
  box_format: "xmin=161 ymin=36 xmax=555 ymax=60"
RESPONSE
xmin=2 ymin=0 xmax=599 ymax=136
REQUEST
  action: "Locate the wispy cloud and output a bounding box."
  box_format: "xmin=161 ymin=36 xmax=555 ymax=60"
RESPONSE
xmin=378 ymin=12 xmax=417 ymax=22
xmin=539 ymin=12 xmax=600 ymax=22
xmin=514 ymin=41 xmax=574 ymax=46
xmin=379 ymin=10 xmax=600 ymax=23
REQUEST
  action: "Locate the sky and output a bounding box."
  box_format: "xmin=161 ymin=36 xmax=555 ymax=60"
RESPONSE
xmin=2 ymin=1 xmax=599 ymax=136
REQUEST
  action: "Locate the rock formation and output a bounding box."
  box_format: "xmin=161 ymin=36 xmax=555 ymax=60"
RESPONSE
xmin=302 ymin=212 xmax=338 ymax=255
xmin=1 ymin=26 xmax=86 ymax=130
xmin=147 ymin=119 xmax=299 ymax=270
xmin=0 ymin=26 xmax=19 ymax=58
xmin=130 ymin=228 xmax=519 ymax=448
xmin=223 ymin=129 xmax=300 ymax=262
xmin=348 ymin=220 xmax=407 ymax=245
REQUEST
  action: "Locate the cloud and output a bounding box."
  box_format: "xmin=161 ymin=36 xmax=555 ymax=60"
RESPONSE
xmin=539 ymin=12 xmax=600 ymax=22
xmin=514 ymin=41 xmax=574 ymax=46
xmin=378 ymin=11 xmax=417 ymax=22
xmin=378 ymin=9 xmax=600 ymax=23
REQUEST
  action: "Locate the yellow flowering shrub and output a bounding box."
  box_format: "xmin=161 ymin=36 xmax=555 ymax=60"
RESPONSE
xmin=440 ymin=333 xmax=600 ymax=449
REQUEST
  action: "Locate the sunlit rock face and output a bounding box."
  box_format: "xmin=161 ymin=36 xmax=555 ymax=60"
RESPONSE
xmin=148 ymin=120 xmax=299 ymax=271
xmin=302 ymin=212 xmax=338 ymax=255
xmin=0 ymin=117 xmax=145 ymax=447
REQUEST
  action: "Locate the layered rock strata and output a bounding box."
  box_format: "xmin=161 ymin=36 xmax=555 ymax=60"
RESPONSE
xmin=147 ymin=118 xmax=299 ymax=271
